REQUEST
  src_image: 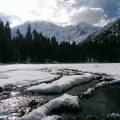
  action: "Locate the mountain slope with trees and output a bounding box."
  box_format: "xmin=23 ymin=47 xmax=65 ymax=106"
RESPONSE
xmin=0 ymin=20 xmax=81 ymax=63
xmin=79 ymin=17 xmax=120 ymax=62
xmin=0 ymin=17 xmax=120 ymax=63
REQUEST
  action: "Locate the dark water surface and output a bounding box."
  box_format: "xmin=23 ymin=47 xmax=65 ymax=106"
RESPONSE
xmin=81 ymin=85 xmax=120 ymax=115
xmin=58 ymin=84 xmax=120 ymax=119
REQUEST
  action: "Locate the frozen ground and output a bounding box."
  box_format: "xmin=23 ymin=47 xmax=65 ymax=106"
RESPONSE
xmin=0 ymin=63 xmax=120 ymax=120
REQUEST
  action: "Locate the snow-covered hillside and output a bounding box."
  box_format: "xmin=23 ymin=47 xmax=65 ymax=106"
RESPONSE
xmin=84 ymin=17 xmax=120 ymax=43
xmin=11 ymin=21 xmax=100 ymax=43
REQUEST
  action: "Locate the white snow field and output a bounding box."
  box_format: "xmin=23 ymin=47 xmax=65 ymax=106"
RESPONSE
xmin=19 ymin=94 xmax=81 ymax=120
xmin=0 ymin=64 xmax=60 ymax=89
xmin=0 ymin=63 xmax=120 ymax=90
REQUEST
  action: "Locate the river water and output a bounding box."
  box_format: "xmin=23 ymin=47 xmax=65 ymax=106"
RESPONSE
xmin=0 ymin=72 xmax=120 ymax=120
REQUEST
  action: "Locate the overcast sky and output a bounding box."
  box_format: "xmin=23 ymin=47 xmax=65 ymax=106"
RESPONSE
xmin=0 ymin=0 xmax=120 ymax=27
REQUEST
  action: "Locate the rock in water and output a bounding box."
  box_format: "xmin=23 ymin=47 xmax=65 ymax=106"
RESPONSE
xmin=28 ymin=100 xmax=38 ymax=108
xmin=0 ymin=87 xmax=3 ymax=92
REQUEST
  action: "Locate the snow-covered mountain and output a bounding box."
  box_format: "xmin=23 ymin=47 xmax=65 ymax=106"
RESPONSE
xmin=11 ymin=21 xmax=101 ymax=44
xmin=84 ymin=17 xmax=120 ymax=43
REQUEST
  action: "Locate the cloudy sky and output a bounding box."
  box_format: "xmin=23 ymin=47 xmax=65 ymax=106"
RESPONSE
xmin=0 ymin=0 xmax=120 ymax=27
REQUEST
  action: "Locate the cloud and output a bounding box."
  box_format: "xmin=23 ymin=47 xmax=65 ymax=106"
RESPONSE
xmin=28 ymin=0 xmax=73 ymax=26
xmin=0 ymin=12 xmax=11 ymax=22
xmin=34 ymin=0 xmax=111 ymax=27
xmin=0 ymin=0 xmax=119 ymax=27
xmin=117 ymin=2 xmax=120 ymax=15
xmin=35 ymin=0 xmax=108 ymax=26
xmin=55 ymin=0 xmax=77 ymax=10
xmin=0 ymin=0 xmax=40 ymax=26
xmin=0 ymin=12 xmax=20 ymax=25
xmin=94 ymin=19 xmax=110 ymax=27
xmin=69 ymin=7 xmax=107 ymax=25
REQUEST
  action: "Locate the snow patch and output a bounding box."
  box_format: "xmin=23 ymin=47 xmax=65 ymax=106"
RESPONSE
xmin=0 ymin=66 xmax=60 ymax=88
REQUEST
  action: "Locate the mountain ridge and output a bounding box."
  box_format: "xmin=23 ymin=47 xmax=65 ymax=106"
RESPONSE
xmin=78 ymin=16 xmax=120 ymax=62
xmin=11 ymin=21 xmax=101 ymax=44
xmin=83 ymin=17 xmax=120 ymax=43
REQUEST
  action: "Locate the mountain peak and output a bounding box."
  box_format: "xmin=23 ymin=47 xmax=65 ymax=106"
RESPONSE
xmin=77 ymin=22 xmax=90 ymax=26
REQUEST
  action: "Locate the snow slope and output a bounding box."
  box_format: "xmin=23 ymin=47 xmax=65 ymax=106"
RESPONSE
xmin=11 ymin=21 xmax=100 ymax=43
xmin=84 ymin=17 xmax=120 ymax=43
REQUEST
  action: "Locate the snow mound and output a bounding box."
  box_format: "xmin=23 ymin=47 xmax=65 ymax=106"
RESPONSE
xmin=109 ymin=79 xmax=120 ymax=84
xmin=95 ymin=79 xmax=120 ymax=88
xmin=19 ymin=94 xmax=81 ymax=120
xmin=26 ymin=73 xmax=93 ymax=93
xmin=84 ymin=87 xmax=95 ymax=95
xmin=95 ymin=81 xmax=109 ymax=88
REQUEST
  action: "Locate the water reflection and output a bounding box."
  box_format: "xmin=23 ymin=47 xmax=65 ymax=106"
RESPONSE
xmin=80 ymin=85 xmax=120 ymax=116
xmin=0 ymin=78 xmax=120 ymax=119
xmin=0 ymin=94 xmax=43 ymax=120
xmin=103 ymin=85 xmax=120 ymax=107
xmin=56 ymin=84 xmax=120 ymax=118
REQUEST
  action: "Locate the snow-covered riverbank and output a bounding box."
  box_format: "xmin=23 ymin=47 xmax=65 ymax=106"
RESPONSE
xmin=0 ymin=64 xmax=120 ymax=120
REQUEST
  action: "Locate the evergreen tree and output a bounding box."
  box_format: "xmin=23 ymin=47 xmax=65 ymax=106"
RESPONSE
xmin=1 ymin=21 xmax=13 ymax=63
xmin=25 ymin=24 xmax=33 ymax=62
xmin=13 ymin=29 xmax=23 ymax=62
xmin=50 ymin=36 xmax=58 ymax=61
xmin=0 ymin=20 xmax=4 ymax=61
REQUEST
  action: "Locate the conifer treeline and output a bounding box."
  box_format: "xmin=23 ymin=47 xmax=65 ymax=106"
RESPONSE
xmin=0 ymin=20 xmax=120 ymax=63
xmin=0 ymin=20 xmax=81 ymax=63
xmin=13 ymin=25 xmax=80 ymax=63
